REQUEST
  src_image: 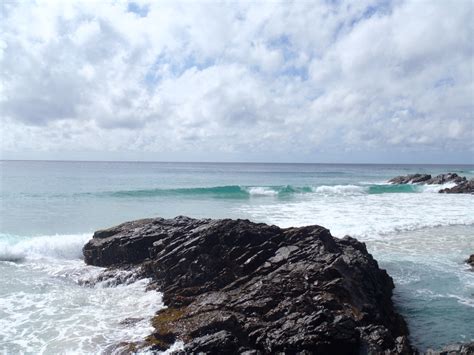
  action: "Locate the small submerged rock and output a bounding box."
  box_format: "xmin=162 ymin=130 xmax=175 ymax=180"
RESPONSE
xmin=119 ymin=317 xmax=144 ymax=326
xmin=84 ymin=216 xmax=413 ymax=354
xmin=466 ymin=254 xmax=474 ymax=268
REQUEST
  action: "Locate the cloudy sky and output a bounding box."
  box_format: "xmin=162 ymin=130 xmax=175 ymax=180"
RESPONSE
xmin=1 ymin=0 xmax=473 ymax=163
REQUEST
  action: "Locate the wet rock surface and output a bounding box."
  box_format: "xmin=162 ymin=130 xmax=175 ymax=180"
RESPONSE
xmin=388 ymin=173 xmax=473 ymax=194
xmin=84 ymin=216 xmax=413 ymax=354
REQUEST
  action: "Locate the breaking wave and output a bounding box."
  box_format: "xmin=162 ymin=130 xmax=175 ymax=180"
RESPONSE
xmin=98 ymin=183 xmax=458 ymax=198
xmin=0 ymin=233 xmax=91 ymax=262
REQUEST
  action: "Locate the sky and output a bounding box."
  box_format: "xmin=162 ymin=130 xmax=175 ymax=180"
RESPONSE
xmin=0 ymin=0 xmax=473 ymax=163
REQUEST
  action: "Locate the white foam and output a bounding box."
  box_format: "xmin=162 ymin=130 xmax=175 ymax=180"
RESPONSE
xmin=312 ymin=184 xmax=366 ymax=196
xmin=447 ymin=294 xmax=474 ymax=308
xmin=0 ymin=276 xmax=164 ymax=353
xmin=420 ymin=182 xmax=457 ymax=193
xmin=0 ymin=258 xmax=164 ymax=354
xmin=0 ymin=233 xmax=91 ymax=262
xmin=0 ymin=232 xmax=168 ymax=354
xmin=359 ymin=180 xmax=388 ymax=185
xmin=238 ymin=192 xmax=474 ymax=239
xmin=245 ymin=186 xmax=278 ymax=196
xmin=158 ymin=341 xmax=185 ymax=354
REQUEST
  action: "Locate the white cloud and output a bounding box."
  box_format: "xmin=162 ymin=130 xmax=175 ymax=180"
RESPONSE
xmin=0 ymin=0 xmax=472 ymax=162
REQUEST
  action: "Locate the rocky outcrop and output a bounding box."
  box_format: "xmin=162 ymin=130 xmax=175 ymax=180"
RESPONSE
xmin=388 ymin=173 xmax=473 ymax=194
xmin=83 ymin=218 xmax=164 ymax=267
xmin=439 ymin=179 xmax=474 ymax=194
xmin=425 ymin=173 xmax=467 ymax=185
xmin=84 ymin=216 xmax=413 ymax=354
xmin=466 ymin=254 xmax=474 ymax=267
xmin=388 ymin=173 xmax=466 ymax=185
xmin=388 ymin=174 xmax=432 ymax=184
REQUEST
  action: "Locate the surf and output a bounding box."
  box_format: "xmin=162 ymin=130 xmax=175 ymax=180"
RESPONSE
xmin=0 ymin=233 xmax=91 ymax=262
xmin=93 ymin=183 xmax=447 ymax=199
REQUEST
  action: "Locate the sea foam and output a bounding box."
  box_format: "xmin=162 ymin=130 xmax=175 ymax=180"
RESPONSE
xmin=313 ymin=184 xmax=366 ymax=195
xmin=0 ymin=233 xmax=91 ymax=262
xmin=238 ymin=191 xmax=474 ymax=239
xmin=245 ymin=186 xmax=279 ymax=196
xmin=0 ymin=233 xmax=165 ymax=354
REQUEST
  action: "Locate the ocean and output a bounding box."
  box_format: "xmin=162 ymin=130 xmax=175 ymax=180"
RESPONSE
xmin=0 ymin=160 xmax=473 ymax=353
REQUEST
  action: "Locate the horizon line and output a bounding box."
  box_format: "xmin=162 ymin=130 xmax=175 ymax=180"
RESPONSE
xmin=1 ymin=159 xmax=473 ymax=166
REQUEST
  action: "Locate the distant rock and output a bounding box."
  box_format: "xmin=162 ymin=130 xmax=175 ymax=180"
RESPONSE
xmin=388 ymin=174 xmax=432 ymax=184
xmin=439 ymin=179 xmax=474 ymax=194
xmin=425 ymin=173 xmax=467 ymax=185
xmin=83 ymin=216 xmax=413 ymax=354
xmin=388 ymin=173 xmax=472 ymax=194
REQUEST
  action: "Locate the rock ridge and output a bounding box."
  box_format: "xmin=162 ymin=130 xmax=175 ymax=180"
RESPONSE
xmin=83 ymin=216 xmax=413 ymax=354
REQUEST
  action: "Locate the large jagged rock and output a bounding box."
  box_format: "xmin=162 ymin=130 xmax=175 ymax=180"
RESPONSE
xmin=83 ymin=216 xmax=413 ymax=354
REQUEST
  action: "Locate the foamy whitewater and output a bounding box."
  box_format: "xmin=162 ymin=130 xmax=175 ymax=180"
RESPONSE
xmin=0 ymin=161 xmax=473 ymax=353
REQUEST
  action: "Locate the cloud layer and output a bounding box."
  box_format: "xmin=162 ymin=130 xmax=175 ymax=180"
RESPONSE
xmin=1 ymin=0 xmax=473 ymax=162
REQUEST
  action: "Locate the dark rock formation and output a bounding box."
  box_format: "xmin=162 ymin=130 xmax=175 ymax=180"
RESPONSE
xmin=425 ymin=342 xmax=474 ymax=355
xmin=388 ymin=173 xmax=467 ymax=186
xmin=84 ymin=216 xmax=413 ymax=354
xmin=388 ymin=173 xmax=472 ymax=194
xmin=439 ymin=179 xmax=474 ymax=194
xmin=466 ymin=254 xmax=474 ymax=267
xmin=388 ymin=174 xmax=432 ymax=184
xmin=83 ymin=218 xmax=164 ymax=267
xmin=425 ymin=173 xmax=467 ymax=185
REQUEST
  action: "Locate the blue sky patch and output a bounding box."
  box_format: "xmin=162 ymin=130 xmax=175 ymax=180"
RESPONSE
xmin=127 ymin=2 xmax=149 ymax=17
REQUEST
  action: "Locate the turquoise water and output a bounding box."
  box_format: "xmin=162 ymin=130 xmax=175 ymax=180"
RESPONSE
xmin=0 ymin=161 xmax=473 ymax=352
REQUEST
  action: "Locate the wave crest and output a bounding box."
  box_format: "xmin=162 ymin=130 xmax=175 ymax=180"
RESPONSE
xmin=77 ymin=182 xmax=463 ymax=200
xmin=314 ymin=185 xmax=366 ymax=195
xmin=0 ymin=233 xmax=91 ymax=262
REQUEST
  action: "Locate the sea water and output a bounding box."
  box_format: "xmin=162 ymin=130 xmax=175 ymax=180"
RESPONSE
xmin=0 ymin=161 xmax=473 ymax=353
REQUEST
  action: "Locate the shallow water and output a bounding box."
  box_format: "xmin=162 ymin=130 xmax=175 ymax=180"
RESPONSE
xmin=369 ymin=225 xmax=474 ymax=349
xmin=0 ymin=161 xmax=473 ymax=352
xmin=0 ymin=246 xmax=163 ymax=353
